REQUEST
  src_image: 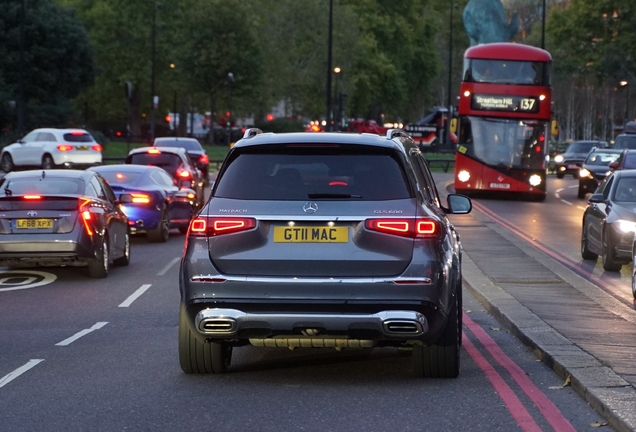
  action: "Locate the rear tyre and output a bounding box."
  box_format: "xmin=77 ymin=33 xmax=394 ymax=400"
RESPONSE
xmin=88 ymin=237 xmax=109 ymax=278
xmin=601 ymin=227 xmax=623 ymax=272
xmin=41 ymin=154 xmax=54 ymax=169
xmin=412 ymin=290 xmax=460 ymax=378
xmin=632 ymin=252 xmax=636 ymax=299
xmin=581 ymin=224 xmax=598 ymax=260
xmin=1 ymin=153 xmax=14 ymax=172
xmin=178 ymin=306 xmax=232 ymax=374
xmin=113 ymin=232 xmax=130 ymax=266
xmin=556 ymin=172 xmax=564 ymax=179
xmin=147 ymin=206 xmax=169 ymax=242
xmin=178 ymin=225 xmax=189 ymax=235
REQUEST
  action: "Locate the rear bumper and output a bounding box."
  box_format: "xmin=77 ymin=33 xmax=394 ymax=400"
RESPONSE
xmin=0 ymin=234 xmax=95 ymax=266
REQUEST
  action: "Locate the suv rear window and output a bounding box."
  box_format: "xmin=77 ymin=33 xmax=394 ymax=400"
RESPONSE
xmin=214 ymin=146 xmax=411 ymax=201
xmin=63 ymin=132 xmax=94 ymax=143
xmin=567 ymin=141 xmax=596 ymax=153
xmin=126 ymin=153 xmax=181 ymax=175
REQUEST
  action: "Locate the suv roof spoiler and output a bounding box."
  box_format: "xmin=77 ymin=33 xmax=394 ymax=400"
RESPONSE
xmin=386 ymin=129 xmax=410 ymax=141
xmin=242 ymin=128 xmax=263 ymax=139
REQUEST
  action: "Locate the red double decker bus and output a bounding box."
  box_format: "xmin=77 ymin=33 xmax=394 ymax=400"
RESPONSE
xmin=454 ymin=43 xmax=552 ymax=201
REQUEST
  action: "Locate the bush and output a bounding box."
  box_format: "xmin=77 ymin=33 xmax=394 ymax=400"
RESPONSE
xmin=255 ymin=118 xmax=304 ymax=133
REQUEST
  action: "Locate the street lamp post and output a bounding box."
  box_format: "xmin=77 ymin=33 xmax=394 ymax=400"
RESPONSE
xmin=227 ymin=72 xmax=234 ymax=146
xmin=621 ymin=80 xmax=629 ymax=125
xmin=149 ymin=2 xmax=160 ymax=142
xmin=445 ymin=2 xmax=458 ymax=152
xmin=325 ymin=0 xmax=334 ymax=131
xmin=333 ymin=67 xmax=341 ymax=131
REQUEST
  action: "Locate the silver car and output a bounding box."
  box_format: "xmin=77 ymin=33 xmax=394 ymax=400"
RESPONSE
xmin=179 ymin=129 xmax=472 ymax=377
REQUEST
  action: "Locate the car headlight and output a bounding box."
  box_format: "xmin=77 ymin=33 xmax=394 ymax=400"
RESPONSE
xmin=616 ymin=219 xmax=636 ymax=233
xmin=554 ymin=154 xmax=564 ymax=163
xmin=579 ymin=168 xmax=591 ymax=178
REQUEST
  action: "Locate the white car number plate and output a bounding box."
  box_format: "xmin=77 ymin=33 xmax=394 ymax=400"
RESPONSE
xmin=489 ymin=183 xmax=510 ymax=189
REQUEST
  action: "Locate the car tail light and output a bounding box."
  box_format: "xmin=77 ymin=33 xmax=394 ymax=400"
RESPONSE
xmin=23 ymin=195 xmax=41 ymax=200
xmin=57 ymin=145 xmax=74 ymax=152
xmin=148 ymin=149 xmax=161 ymax=154
xmin=92 ymin=144 xmax=102 ymax=152
xmin=188 ymin=217 xmax=256 ymax=236
xmin=78 ymin=198 xmax=94 ymax=236
xmin=178 ymin=169 xmax=191 ymax=178
xmin=199 ymin=154 xmax=209 ymax=164
xmin=131 ymin=193 xmax=150 ymax=204
xmin=365 ymin=218 xmax=440 ymax=238
xmin=70 ymin=130 xmax=84 ymax=136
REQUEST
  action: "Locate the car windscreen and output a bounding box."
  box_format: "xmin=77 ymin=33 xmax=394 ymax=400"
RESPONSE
xmin=127 ymin=153 xmax=180 ymax=174
xmin=567 ymin=142 xmax=595 ymax=153
xmin=63 ymin=132 xmax=94 ymax=143
xmin=155 ymin=140 xmax=202 ymax=151
xmin=584 ymin=152 xmax=620 ymax=166
xmin=98 ymin=171 xmax=143 ymax=185
xmin=214 ymin=146 xmax=411 ymax=201
xmin=614 ymin=136 xmax=636 ymax=150
xmin=0 ymin=178 xmax=83 ymax=196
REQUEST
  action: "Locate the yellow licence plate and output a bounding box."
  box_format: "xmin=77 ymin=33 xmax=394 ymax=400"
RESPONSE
xmin=273 ymin=226 xmax=348 ymax=243
xmin=76 ymin=146 xmax=89 ymax=150
xmin=16 ymin=219 xmax=53 ymax=229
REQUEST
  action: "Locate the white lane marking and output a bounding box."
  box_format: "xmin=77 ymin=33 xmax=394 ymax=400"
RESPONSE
xmin=55 ymin=322 xmax=108 ymax=346
xmin=157 ymin=257 xmax=180 ymax=276
xmin=561 ymin=199 xmax=573 ymax=206
xmin=118 ymin=284 xmax=152 ymax=308
xmin=577 ymin=206 xmax=587 ymax=211
xmin=0 ymin=359 xmax=44 ymax=389
xmin=0 ymin=270 xmax=57 ymax=292
xmin=554 ymin=187 xmax=564 ymax=199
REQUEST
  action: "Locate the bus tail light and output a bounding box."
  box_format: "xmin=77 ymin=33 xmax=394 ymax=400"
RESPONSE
xmin=365 ymin=218 xmax=439 ymax=239
xmin=188 ymin=217 xmax=256 ymax=236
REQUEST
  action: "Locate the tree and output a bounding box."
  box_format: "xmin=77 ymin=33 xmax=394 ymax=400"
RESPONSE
xmin=0 ymin=0 xmax=95 ymax=139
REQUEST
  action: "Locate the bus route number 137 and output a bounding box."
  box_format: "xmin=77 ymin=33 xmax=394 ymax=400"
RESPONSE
xmin=520 ymin=98 xmax=536 ymax=111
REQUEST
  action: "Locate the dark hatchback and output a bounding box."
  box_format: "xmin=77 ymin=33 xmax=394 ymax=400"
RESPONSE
xmin=153 ymin=137 xmax=210 ymax=182
xmin=577 ymin=148 xmax=622 ymax=199
xmin=554 ymin=140 xmax=608 ymax=179
xmin=179 ymin=129 xmax=472 ymax=377
xmin=125 ymin=146 xmax=205 ymax=207
xmin=0 ymin=170 xmax=129 ymax=278
xmin=582 ymin=170 xmax=636 ymax=271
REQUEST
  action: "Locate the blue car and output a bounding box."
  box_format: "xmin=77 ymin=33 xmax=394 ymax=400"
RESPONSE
xmin=89 ymin=164 xmax=198 ymax=242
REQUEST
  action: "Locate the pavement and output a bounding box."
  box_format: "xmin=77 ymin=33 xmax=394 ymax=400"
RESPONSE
xmin=435 ymin=173 xmax=636 ymax=432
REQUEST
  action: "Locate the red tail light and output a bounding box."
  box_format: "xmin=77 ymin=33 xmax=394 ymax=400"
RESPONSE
xmin=57 ymin=145 xmax=74 ymax=152
xmin=92 ymin=144 xmax=102 ymax=152
xmin=365 ymin=218 xmax=439 ymax=238
xmin=23 ymin=195 xmax=41 ymax=200
xmin=188 ymin=217 xmax=256 ymax=236
xmin=178 ymin=169 xmax=191 ymax=178
xmin=199 ymin=154 xmax=209 ymax=164
xmin=70 ymin=130 xmax=84 ymax=136
xmin=131 ymin=193 xmax=150 ymax=204
xmin=79 ymin=198 xmax=94 ymax=236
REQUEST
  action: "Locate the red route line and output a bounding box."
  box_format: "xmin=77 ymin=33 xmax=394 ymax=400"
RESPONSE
xmin=471 ymin=200 xmax=634 ymax=307
xmin=464 ymin=312 xmax=577 ymax=432
xmin=462 ymin=332 xmax=542 ymax=432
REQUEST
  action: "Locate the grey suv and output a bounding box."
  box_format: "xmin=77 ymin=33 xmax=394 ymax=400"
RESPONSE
xmin=179 ymin=129 xmax=472 ymax=378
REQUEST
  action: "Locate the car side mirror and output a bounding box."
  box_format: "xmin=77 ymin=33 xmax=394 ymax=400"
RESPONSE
xmin=119 ymin=193 xmax=133 ymax=204
xmin=588 ymin=193 xmax=605 ymax=204
xmin=446 ymin=194 xmax=472 ymax=214
xmin=609 ymin=161 xmax=619 ymax=169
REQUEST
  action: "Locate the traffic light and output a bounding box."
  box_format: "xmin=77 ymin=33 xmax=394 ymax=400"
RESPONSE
xmin=266 ymin=113 xmax=274 ymax=122
xmin=165 ymin=115 xmax=172 ymax=123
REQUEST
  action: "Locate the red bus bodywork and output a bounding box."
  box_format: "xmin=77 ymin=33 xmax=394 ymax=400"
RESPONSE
xmin=454 ymin=43 xmax=552 ymax=200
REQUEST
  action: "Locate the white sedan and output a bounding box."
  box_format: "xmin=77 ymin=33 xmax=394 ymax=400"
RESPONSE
xmin=0 ymin=128 xmax=103 ymax=172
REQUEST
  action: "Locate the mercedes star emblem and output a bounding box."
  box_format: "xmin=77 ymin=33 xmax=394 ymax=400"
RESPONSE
xmin=303 ymin=202 xmax=318 ymax=213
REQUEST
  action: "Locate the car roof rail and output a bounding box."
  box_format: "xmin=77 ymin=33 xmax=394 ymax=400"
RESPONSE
xmin=386 ymin=129 xmax=410 ymax=141
xmin=242 ymin=128 xmax=263 ymax=139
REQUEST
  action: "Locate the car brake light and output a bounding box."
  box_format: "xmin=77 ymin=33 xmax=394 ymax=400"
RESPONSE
xmin=78 ymin=198 xmax=94 ymax=236
xmin=148 ymin=149 xmax=161 ymax=154
xmin=365 ymin=218 xmax=439 ymax=238
xmin=131 ymin=193 xmax=150 ymax=204
xmin=92 ymin=144 xmax=102 ymax=152
xmin=199 ymin=154 xmax=209 ymax=164
xmin=188 ymin=217 xmax=256 ymax=236
xmin=178 ymin=169 xmax=191 ymax=178
xmin=23 ymin=195 xmax=41 ymax=200
xmin=57 ymin=145 xmax=74 ymax=152
xmin=70 ymin=130 xmax=84 ymax=136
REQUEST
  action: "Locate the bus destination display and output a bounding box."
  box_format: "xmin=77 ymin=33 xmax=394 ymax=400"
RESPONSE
xmin=471 ymin=94 xmax=539 ymax=113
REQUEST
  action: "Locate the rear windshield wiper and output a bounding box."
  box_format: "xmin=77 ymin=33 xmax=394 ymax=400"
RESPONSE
xmin=307 ymin=193 xmax=362 ymax=199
